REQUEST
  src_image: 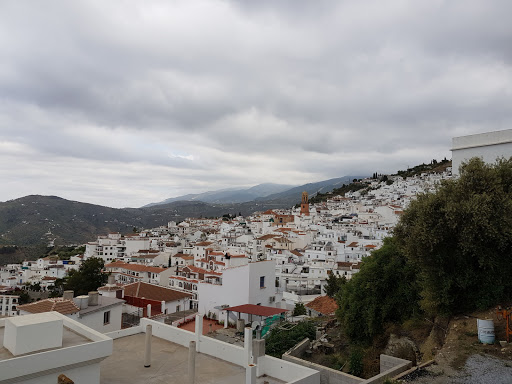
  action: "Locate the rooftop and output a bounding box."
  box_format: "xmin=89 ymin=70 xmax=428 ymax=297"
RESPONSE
xmin=100 ymin=332 xmax=284 ymax=384
xmin=0 ymin=320 xmax=90 ymax=362
xmin=305 ymin=295 xmax=338 ymax=315
xmin=17 ymin=298 xmax=80 ymax=315
xmin=124 ymin=281 xmax=192 ymax=302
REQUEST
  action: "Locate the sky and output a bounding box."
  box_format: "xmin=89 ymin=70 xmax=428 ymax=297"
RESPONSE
xmin=1 ymin=1 xmax=511 ymax=208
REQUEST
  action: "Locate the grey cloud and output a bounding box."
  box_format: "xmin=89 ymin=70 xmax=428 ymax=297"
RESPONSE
xmin=0 ymin=0 xmax=510 ymax=206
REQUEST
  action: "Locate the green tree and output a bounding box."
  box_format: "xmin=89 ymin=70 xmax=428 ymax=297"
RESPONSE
xmin=323 ymin=273 xmax=346 ymax=298
xmin=265 ymin=321 xmax=316 ymax=357
xmin=64 ymin=257 xmax=107 ymax=296
xmin=29 ymin=282 xmax=41 ymax=292
xmin=9 ymin=289 xmax=30 ymax=304
xmin=293 ymin=302 xmax=307 ymax=316
xmin=337 ymin=238 xmax=421 ymax=343
xmin=48 ymin=278 xmax=65 ymax=298
xmin=395 ymin=157 xmax=512 ymax=316
xmin=349 ymin=348 xmax=364 ymax=377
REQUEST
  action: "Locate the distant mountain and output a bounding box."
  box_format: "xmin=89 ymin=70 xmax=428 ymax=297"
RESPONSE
xmin=143 ymin=183 xmax=295 ymax=207
xmin=254 ymin=176 xmax=365 ymax=206
xmin=0 ymin=195 xmax=143 ymax=247
xmin=0 ymin=196 xmax=289 ymax=248
xmin=0 ymin=175 xmax=367 ymax=249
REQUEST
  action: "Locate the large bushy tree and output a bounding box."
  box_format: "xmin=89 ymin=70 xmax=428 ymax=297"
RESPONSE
xmin=64 ymin=257 xmax=107 ymax=296
xmin=323 ymin=273 xmax=346 ymax=298
xmin=337 ymin=238 xmax=421 ymax=343
xmin=394 ymin=157 xmax=512 ymax=315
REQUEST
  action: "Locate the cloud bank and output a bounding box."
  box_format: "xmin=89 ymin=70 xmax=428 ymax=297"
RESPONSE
xmin=1 ymin=0 xmax=511 ymax=207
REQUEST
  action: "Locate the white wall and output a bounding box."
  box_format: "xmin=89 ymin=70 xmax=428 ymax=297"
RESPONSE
xmin=248 ymin=261 xmax=276 ymax=306
xmin=0 ymin=313 xmax=112 ymax=384
xmin=197 ymin=261 xmax=276 ymax=316
xmin=137 ymin=317 xmax=320 ymax=384
xmin=77 ymin=305 xmax=123 ymax=334
xmin=452 ymin=129 xmax=512 ymax=175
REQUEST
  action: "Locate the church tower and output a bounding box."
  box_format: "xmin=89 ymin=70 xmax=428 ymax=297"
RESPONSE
xmin=300 ymin=191 xmax=310 ymax=216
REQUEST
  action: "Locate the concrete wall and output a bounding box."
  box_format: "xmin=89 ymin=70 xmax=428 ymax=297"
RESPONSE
xmin=199 ymin=335 xmax=246 ymax=367
xmin=283 ymin=339 xmax=412 ymax=384
xmin=258 ymin=355 xmax=320 ymax=384
xmin=287 ymin=338 xmax=311 ymax=357
xmin=105 ymin=325 xmax=143 ymax=339
xmin=140 ymin=318 xmax=195 ymax=347
xmin=283 ymin=355 xmax=363 ymax=384
xmin=452 ymin=129 xmax=512 ymax=175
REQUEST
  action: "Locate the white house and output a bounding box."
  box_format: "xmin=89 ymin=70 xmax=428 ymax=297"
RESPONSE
xmin=104 ymin=261 xmax=167 ymax=285
xmin=16 ymin=292 xmax=125 ymax=334
xmin=197 ymin=260 xmax=277 ymax=320
xmin=123 ymin=281 xmax=194 ymax=314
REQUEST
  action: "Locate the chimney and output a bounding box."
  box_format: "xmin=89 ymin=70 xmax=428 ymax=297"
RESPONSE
xmin=107 ymin=274 xmax=115 ymax=285
xmin=63 ymin=290 xmax=74 ymax=300
xmin=88 ymin=291 xmax=99 ymax=306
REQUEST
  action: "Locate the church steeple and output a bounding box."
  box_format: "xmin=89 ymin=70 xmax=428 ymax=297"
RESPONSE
xmin=300 ymin=191 xmax=310 ymax=216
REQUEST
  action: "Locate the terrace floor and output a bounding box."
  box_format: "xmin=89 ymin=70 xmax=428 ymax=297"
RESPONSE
xmin=100 ymin=333 xmax=285 ymax=384
xmin=178 ymin=317 xmax=224 ymax=335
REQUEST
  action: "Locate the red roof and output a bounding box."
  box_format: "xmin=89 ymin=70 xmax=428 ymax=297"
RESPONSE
xmin=225 ymin=304 xmax=288 ymax=317
xmin=305 ymin=295 xmax=338 ymax=315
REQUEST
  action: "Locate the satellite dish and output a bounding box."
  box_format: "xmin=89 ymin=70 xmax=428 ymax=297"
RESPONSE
xmin=251 ymin=321 xmax=261 ymax=330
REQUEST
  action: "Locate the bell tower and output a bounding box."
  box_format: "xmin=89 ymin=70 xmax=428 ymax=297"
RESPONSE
xmin=300 ymin=191 xmax=310 ymax=216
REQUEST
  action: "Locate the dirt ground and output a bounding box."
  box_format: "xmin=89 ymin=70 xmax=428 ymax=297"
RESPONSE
xmin=297 ymin=308 xmax=512 ymax=382
xmin=401 ymin=307 xmax=512 ymax=383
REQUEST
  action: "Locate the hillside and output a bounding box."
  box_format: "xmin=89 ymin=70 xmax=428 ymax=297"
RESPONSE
xmin=0 ymin=195 xmax=143 ymax=246
xmin=0 ymin=196 xmax=298 ymax=248
xmin=395 ymin=158 xmax=451 ymax=178
xmin=0 ymin=174 xmax=367 ymax=248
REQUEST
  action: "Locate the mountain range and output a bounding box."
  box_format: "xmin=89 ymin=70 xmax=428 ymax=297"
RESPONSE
xmin=143 ymin=183 xmax=294 ymax=206
xmin=0 ymin=175 xmax=363 ymax=248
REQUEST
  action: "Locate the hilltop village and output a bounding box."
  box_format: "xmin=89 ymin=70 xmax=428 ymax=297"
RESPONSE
xmin=2 ymin=127 xmax=512 ymax=384
xmin=1 ymin=168 xmax=452 ymax=320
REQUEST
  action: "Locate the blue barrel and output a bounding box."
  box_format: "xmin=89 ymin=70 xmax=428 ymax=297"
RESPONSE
xmin=477 ymin=319 xmax=495 ymax=344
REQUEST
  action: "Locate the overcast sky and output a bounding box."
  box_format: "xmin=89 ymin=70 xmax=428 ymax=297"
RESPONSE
xmin=1 ymin=1 xmax=511 ymax=207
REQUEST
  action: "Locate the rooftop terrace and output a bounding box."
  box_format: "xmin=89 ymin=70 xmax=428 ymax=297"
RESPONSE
xmin=101 ymin=332 xmax=285 ymax=384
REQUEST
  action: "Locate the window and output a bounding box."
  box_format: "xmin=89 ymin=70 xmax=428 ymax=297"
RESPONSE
xmin=260 ymin=276 xmax=265 ymax=288
xmin=103 ymin=311 xmax=111 ymax=325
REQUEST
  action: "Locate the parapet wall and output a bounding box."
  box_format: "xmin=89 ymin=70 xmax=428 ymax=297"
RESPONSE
xmin=283 ymin=339 xmax=363 ymax=384
xmin=282 ymin=338 xmax=412 ymax=384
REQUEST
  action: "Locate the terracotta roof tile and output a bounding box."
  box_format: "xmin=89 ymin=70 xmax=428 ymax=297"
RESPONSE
xmin=124 ymin=282 xmax=192 ymax=302
xmin=183 ymin=265 xmax=222 ymax=276
xmin=305 ymin=296 xmax=338 ymax=315
xmin=194 ymin=241 xmax=214 ymax=246
xmin=105 ymin=261 xmax=166 ymax=274
xmin=17 ymin=298 xmax=80 ymax=315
